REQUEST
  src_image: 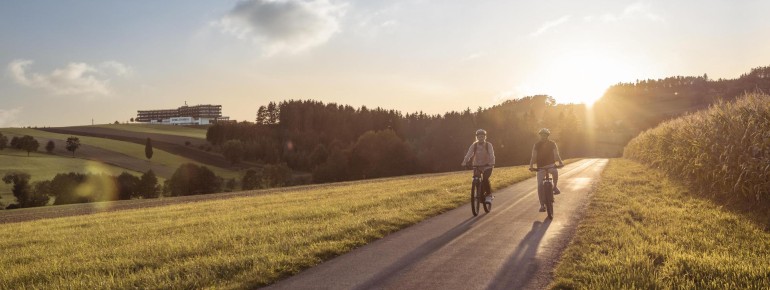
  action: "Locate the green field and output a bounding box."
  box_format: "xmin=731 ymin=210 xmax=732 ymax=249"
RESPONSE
xmin=0 ymin=151 xmax=143 ymax=205
xmin=551 ymin=159 xmax=770 ymax=289
xmin=94 ymin=123 xmax=208 ymax=139
xmin=0 ymin=163 xmax=547 ymax=289
xmin=0 ymin=128 xmax=238 ymax=180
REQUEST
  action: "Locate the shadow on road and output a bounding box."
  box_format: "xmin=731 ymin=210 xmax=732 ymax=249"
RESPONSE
xmin=355 ymin=215 xmax=485 ymax=289
xmin=487 ymin=219 xmax=552 ymax=290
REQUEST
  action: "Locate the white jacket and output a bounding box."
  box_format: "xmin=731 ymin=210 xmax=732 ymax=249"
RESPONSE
xmin=463 ymin=141 xmax=495 ymax=166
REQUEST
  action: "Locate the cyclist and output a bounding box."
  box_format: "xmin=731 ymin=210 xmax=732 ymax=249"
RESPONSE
xmin=529 ymin=128 xmax=564 ymax=212
xmin=461 ymin=129 xmax=496 ymax=204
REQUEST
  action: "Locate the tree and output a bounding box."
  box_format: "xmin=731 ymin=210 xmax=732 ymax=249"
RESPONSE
xmin=137 ymin=170 xmax=160 ymax=198
xmin=45 ymin=140 xmax=55 ymax=154
xmin=260 ymin=163 xmax=292 ymax=188
xmin=167 ymin=163 xmax=222 ymax=196
xmin=145 ymin=138 xmax=153 ymax=161
xmin=116 ymin=172 xmax=140 ymax=200
xmin=18 ymin=135 xmax=40 ymax=156
xmin=66 ymin=137 xmax=81 ymax=157
xmin=130 ymin=117 xmax=135 ymax=122
xmin=309 ymin=144 xmax=329 ymax=169
xmin=10 ymin=136 xmax=20 ymax=149
xmin=225 ymin=178 xmax=237 ymax=192
xmin=256 ymin=105 xmax=268 ymax=124
xmin=2 ymin=172 xmax=49 ymax=208
xmin=222 ymin=139 xmax=245 ymax=165
xmin=241 ymin=169 xmax=260 ymax=190
xmin=114 ymin=120 xmax=120 ymax=124
xmin=267 ymin=102 xmax=279 ymax=124
xmin=0 ymin=132 xmax=7 ymax=150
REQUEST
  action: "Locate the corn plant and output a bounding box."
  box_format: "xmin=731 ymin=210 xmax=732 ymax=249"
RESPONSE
xmin=624 ymin=93 xmax=770 ymax=206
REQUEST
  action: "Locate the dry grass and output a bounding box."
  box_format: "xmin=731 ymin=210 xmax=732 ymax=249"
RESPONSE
xmin=551 ymin=159 xmax=770 ymax=289
xmin=0 ymin=163 xmax=545 ymax=289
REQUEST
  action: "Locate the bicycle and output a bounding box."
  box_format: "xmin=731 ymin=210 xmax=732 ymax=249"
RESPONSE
xmin=530 ymin=165 xmax=563 ymax=219
xmin=469 ymin=165 xmax=493 ymax=216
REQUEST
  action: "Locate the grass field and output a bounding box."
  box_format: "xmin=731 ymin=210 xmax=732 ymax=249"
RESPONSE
xmin=551 ymin=159 xmax=770 ymax=289
xmin=0 ymin=128 xmax=238 ymax=180
xmin=0 ymin=151 xmax=143 ymax=205
xmin=93 ymin=124 xmax=208 ymax=139
xmin=0 ymin=163 xmax=547 ymax=289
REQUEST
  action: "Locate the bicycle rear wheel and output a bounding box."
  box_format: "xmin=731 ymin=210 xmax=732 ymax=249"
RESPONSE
xmin=544 ymin=182 xmax=554 ymax=218
xmin=471 ymin=182 xmax=480 ymax=216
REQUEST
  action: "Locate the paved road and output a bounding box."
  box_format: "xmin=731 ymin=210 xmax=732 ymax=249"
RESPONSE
xmin=266 ymin=159 xmax=608 ymax=290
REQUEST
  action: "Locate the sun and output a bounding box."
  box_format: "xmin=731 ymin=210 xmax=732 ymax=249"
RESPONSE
xmin=518 ymin=50 xmax=629 ymax=107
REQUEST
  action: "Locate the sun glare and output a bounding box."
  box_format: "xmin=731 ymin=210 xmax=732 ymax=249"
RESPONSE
xmin=519 ymin=51 xmax=628 ymax=107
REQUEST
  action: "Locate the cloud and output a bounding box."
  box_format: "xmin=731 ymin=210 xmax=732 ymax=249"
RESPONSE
xmin=598 ymin=2 xmax=663 ymax=23
xmin=530 ymin=15 xmax=571 ymax=37
xmin=0 ymin=107 xmax=22 ymax=127
xmin=213 ymin=0 xmax=347 ymax=55
xmin=7 ymin=59 xmax=131 ymax=96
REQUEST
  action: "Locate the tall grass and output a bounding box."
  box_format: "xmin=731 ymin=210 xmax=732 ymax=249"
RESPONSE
xmin=624 ymin=93 xmax=770 ymax=214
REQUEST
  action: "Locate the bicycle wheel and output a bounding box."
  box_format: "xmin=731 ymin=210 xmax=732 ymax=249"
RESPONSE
xmin=471 ymin=181 xmax=479 ymax=216
xmin=482 ymin=184 xmax=491 ymax=213
xmin=544 ymin=182 xmax=554 ymax=218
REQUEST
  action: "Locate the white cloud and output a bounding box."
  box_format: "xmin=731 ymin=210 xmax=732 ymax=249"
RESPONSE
xmin=0 ymin=107 xmax=22 ymax=127
xmin=7 ymin=59 xmax=131 ymax=96
xmin=99 ymin=61 xmax=133 ymax=76
xmin=530 ymin=15 xmax=571 ymax=37
xmin=598 ymin=2 xmax=664 ymax=23
xmin=213 ymin=0 xmax=347 ymax=56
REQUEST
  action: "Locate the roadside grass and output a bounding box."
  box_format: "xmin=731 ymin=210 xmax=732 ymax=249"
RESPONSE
xmin=0 ymin=128 xmax=238 ymax=180
xmin=0 ymin=162 xmax=561 ymax=289
xmin=0 ymin=151 xmax=142 ymax=204
xmin=551 ymin=159 xmax=770 ymax=289
xmin=93 ymin=124 xmax=208 ymax=139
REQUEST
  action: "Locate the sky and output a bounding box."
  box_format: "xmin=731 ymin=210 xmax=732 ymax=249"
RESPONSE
xmin=1 ymin=0 xmax=770 ymax=127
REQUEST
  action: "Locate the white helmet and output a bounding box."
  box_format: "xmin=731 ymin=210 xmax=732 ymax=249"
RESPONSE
xmin=538 ymin=128 xmax=551 ymax=136
xmin=475 ymin=129 xmax=487 ymax=136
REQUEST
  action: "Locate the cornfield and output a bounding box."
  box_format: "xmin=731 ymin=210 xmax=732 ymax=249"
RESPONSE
xmin=624 ymin=93 xmax=770 ymax=207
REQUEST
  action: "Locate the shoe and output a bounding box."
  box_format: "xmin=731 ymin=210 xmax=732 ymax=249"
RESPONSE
xmin=485 ymin=196 xmax=493 ymax=204
xmin=553 ymin=187 xmax=561 ymax=195
xmin=539 ymin=205 xmax=546 ymax=212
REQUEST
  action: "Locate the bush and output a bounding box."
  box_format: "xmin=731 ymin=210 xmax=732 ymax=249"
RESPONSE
xmin=167 ymin=163 xmax=222 ymax=196
xmin=624 ymin=93 xmax=770 ymax=207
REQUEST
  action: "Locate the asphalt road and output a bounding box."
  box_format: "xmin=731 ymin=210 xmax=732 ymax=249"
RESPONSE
xmin=266 ymin=158 xmax=608 ymax=290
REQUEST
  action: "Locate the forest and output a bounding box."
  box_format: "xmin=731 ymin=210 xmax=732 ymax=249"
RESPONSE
xmin=207 ymin=66 xmax=770 ymax=183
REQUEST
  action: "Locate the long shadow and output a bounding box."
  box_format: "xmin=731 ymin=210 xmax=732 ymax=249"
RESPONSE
xmin=487 ymin=219 xmax=552 ymax=290
xmin=353 ymin=215 xmax=485 ymax=289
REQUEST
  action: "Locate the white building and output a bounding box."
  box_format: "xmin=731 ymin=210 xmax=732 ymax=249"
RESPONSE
xmin=150 ymin=117 xmax=218 ymax=125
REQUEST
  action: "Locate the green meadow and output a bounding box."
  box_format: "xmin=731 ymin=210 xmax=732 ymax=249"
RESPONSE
xmin=0 ymin=127 xmax=238 ymax=180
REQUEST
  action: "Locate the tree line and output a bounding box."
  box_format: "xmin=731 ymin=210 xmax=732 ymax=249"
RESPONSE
xmin=207 ymin=95 xmax=590 ymax=183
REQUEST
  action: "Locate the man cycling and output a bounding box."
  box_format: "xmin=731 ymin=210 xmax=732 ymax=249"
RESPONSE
xmin=529 ymin=128 xmax=564 ymax=212
xmin=461 ymin=129 xmax=496 ymax=204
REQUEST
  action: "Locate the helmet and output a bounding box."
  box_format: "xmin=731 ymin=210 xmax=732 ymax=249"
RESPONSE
xmin=475 ymin=129 xmax=487 ymax=136
xmin=538 ymin=128 xmax=551 ymax=136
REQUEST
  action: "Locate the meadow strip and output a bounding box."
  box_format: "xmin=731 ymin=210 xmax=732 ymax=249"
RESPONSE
xmin=0 ymin=163 xmax=553 ymax=289
xmin=551 ymin=159 xmax=770 ymax=289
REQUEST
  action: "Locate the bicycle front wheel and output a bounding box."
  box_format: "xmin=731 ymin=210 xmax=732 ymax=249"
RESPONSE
xmin=471 ymin=181 xmax=480 ymax=216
